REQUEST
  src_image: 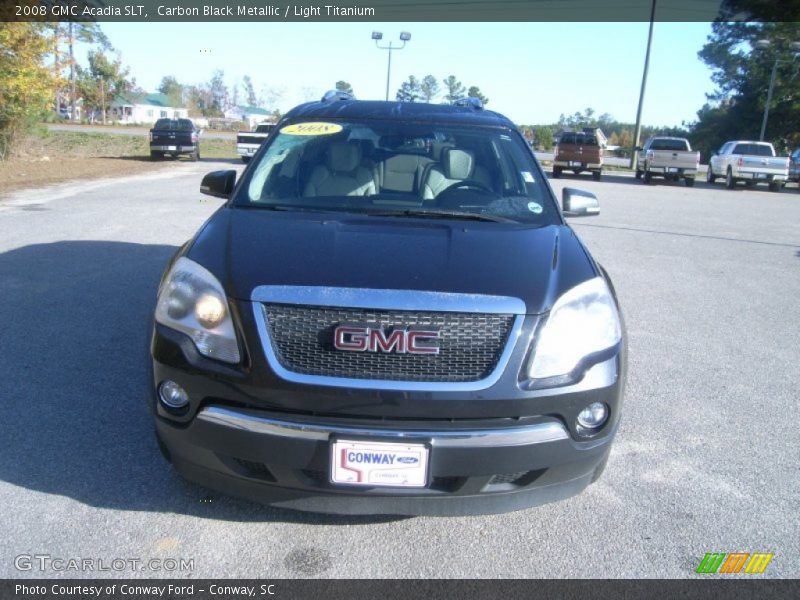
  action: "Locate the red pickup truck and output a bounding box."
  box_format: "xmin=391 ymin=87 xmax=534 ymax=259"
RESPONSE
xmin=552 ymin=128 xmax=607 ymax=181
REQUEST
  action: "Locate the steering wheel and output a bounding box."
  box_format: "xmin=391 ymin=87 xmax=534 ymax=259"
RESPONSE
xmin=439 ymin=179 xmax=494 ymax=195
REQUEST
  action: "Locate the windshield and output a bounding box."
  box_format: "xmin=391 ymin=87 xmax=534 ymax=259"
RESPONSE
xmin=236 ymin=119 xmax=559 ymax=224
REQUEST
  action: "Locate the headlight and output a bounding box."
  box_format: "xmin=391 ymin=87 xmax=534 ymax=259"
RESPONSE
xmin=527 ymin=277 xmax=621 ymax=380
xmin=155 ymin=257 xmax=241 ymax=364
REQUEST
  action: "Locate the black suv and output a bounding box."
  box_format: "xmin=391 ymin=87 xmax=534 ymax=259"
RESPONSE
xmin=150 ymin=93 xmax=626 ymax=516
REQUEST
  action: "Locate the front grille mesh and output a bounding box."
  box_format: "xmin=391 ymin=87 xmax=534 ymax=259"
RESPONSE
xmin=262 ymin=304 xmax=514 ymax=382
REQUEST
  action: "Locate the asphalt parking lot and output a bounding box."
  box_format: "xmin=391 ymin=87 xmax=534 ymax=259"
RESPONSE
xmin=1 ymin=162 xmax=798 ymax=578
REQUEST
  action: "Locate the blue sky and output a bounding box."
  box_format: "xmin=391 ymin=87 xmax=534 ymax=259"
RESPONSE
xmin=91 ymin=22 xmax=715 ymax=126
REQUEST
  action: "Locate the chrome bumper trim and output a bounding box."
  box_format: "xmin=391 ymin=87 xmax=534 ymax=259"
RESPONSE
xmin=198 ymin=406 xmax=570 ymax=448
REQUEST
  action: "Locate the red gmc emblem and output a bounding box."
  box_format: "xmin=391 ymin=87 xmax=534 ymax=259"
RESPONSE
xmin=333 ymin=325 xmax=440 ymax=355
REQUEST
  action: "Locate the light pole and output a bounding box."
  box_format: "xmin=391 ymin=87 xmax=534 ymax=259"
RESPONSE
xmin=372 ymin=31 xmax=411 ymax=101
xmin=629 ymin=0 xmax=657 ymax=171
xmin=754 ymin=39 xmax=800 ymax=141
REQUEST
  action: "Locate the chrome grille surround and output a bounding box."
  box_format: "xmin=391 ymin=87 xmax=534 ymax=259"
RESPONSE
xmin=250 ymin=286 xmax=526 ymax=391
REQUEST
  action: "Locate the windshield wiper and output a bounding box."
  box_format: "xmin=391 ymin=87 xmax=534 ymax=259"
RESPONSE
xmin=363 ymin=208 xmax=516 ymax=223
xmin=241 ymin=204 xmax=353 ymax=214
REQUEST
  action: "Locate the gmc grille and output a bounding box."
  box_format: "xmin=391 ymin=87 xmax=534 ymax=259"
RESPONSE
xmin=261 ymin=304 xmax=515 ymax=382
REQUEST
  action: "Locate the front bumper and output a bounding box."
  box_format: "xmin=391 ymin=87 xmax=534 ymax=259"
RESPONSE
xmin=150 ymin=313 xmax=625 ymax=515
xmin=156 ymin=404 xmax=615 ymax=516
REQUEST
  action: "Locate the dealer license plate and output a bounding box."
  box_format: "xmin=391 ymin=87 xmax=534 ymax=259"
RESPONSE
xmin=330 ymin=439 xmax=429 ymax=488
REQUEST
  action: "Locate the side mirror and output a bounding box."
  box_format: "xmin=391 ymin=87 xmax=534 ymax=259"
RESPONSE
xmin=200 ymin=170 xmax=236 ymax=199
xmin=562 ymin=187 xmax=600 ymax=217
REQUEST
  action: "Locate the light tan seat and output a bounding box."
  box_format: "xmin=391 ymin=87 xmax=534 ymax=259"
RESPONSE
xmin=380 ymin=154 xmax=433 ymax=194
xmin=421 ymin=148 xmax=492 ymax=201
xmin=303 ymin=142 xmax=376 ymax=197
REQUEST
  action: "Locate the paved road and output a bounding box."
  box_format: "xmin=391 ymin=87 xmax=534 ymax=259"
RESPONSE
xmin=1 ymin=164 xmax=798 ymax=578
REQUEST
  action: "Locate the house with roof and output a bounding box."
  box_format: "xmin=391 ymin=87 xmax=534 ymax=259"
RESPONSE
xmin=224 ymin=105 xmax=275 ymax=129
xmin=109 ymin=93 xmax=188 ymax=124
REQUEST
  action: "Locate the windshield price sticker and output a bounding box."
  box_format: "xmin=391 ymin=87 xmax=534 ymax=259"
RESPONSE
xmin=281 ymin=122 xmax=343 ymax=136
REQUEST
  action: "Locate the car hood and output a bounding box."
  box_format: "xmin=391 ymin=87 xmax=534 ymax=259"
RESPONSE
xmin=186 ymin=208 xmax=597 ymax=315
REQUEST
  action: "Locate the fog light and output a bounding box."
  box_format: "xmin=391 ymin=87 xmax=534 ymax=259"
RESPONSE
xmin=577 ymin=402 xmax=608 ymax=430
xmin=159 ymin=380 xmax=189 ymax=409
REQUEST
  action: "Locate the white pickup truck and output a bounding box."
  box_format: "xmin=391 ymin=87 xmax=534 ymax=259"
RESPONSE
xmin=707 ymin=140 xmax=788 ymax=192
xmin=236 ymin=122 xmax=276 ymax=163
xmin=636 ymin=136 xmax=700 ymax=186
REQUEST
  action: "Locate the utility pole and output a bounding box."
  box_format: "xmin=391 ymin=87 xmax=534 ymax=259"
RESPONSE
xmin=630 ymin=0 xmax=657 ymax=171
xmin=759 ymin=60 xmax=779 ymax=141
xmin=68 ymin=22 xmax=76 ymax=121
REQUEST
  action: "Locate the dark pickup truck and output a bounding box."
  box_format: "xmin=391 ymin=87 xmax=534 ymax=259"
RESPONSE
xmin=150 ymin=118 xmax=201 ymax=161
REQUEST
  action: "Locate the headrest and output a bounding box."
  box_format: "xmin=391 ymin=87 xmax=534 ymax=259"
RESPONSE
xmin=327 ymin=142 xmax=361 ymax=172
xmin=384 ymin=154 xmax=421 ymax=173
xmin=443 ymin=148 xmax=475 ymax=180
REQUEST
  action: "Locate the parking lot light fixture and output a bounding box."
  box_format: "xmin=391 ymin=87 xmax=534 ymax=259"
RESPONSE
xmin=373 ymin=31 xmax=412 ymax=101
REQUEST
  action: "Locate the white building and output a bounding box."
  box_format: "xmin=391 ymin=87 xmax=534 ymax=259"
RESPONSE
xmin=109 ymin=93 xmax=188 ymax=124
xmin=224 ymin=105 xmax=275 ymax=129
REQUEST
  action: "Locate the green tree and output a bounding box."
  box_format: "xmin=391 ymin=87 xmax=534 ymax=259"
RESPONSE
xmin=242 ymin=75 xmax=257 ymax=106
xmin=207 ymin=70 xmax=228 ymax=116
xmin=77 ymin=50 xmax=134 ymax=122
xmin=692 ymin=22 xmax=800 ymax=152
xmin=467 ymin=85 xmax=489 ymax=105
xmin=335 ymin=80 xmax=354 ymax=95
xmin=420 ymin=75 xmax=439 ymax=103
xmin=442 ymin=75 xmax=465 ymax=104
xmin=158 ymin=75 xmax=184 ymax=108
xmin=531 ymin=125 xmax=554 ymax=150
xmin=0 ymin=23 xmax=58 ymax=158
xmin=396 ymin=76 xmax=422 ymax=102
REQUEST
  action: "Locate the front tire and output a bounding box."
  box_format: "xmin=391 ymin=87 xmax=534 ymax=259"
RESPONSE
xmin=635 ymin=169 xmax=642 ymax=179
xmin=552 ymin=167 xmax=561 ymax=178
xmin=725 ymin=168 xmax=735 ymax=190
xmin=769 ymin=181 xmax=782 ymax=192
xmin=706 ymin=166 xmax=715 ymax=183
xmin=643 ymin=170 xmax=652 ymax=184
xmin=684 ymin=177 xmax=695 ymax=187
xmin=592 ymin=170 xmax=601 ymax=181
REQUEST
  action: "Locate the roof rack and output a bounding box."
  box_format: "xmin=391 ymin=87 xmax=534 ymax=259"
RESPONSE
xmin=321 ymin=90 xmax=355 ymax=103
xmin=453 ymin=97 xmax=483 ymax=110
